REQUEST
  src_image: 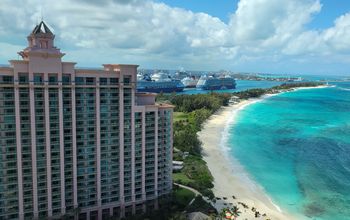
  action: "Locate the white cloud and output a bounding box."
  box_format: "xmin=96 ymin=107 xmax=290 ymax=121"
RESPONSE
xmin=283 ymin=12 xmax=350 ymax=57
xmin=229 ymin=0 xmax=322 ymax=56
xmin=323 ymin=13 xmax=350 ymax=52
xmin=0 ymin=0 xmax=350 ymax=74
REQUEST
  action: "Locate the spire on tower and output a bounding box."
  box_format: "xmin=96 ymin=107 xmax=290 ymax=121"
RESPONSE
xmin=31 ymin=21 xmax=53 ymax=35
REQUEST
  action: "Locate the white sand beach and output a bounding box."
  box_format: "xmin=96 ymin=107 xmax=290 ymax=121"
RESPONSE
xmin=198 ymin=95 xmax=300 ymax=220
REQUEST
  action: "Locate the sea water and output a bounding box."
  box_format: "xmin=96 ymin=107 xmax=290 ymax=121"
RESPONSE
xmin=228 ymin=82 xmax=350 ymax=220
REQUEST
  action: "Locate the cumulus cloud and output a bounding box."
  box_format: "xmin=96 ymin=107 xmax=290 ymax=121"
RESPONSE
xmin=323 ymin=13 xmax=350 ymax=52
xmin=283 ymin=12 xmax=350 ymax=57
xmin=0 ymin=0 xmax=350 ymax=73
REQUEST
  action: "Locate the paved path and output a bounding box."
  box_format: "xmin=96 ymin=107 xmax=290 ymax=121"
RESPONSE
xmin=174 ymin=182 xmax=237 ymax=212
xmin=174 ymin=183 xmax=202 ymax=196
xmin=174 ymin=183 xmax=202 ymax=207
xmin=173 ymin=183 xmax=216 ymax=207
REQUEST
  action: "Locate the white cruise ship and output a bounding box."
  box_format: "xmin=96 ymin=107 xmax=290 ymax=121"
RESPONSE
xmin=181 ymin=76 xmax=198 ymax=88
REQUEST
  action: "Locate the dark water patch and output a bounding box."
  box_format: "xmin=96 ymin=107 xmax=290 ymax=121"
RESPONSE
xmin=303 ymin=202 xmax=325 ymax=218
xmin=274 ymin=126 xmax=299 ymax=135
xmin=303 ymin=195 xmax=350 ymax=219
xmin=273 ymin=137 xmax=302 ymax=160
xmin=321 ymin=101 xmax=350 ymax=112
xmin=231 ymin=123 xmax=277 ymax=138
xmin=282 ymin=117 xmax=327 ymax=127
xmin=320 ymin=124 xmax=350 ymax=141
xmin=296 ymin=137 xmax=350 ymax=186
xmin=295 ymin=137 xmax=350 ymax=218
xmin=275 ymin=138 xmax=295 ymax=146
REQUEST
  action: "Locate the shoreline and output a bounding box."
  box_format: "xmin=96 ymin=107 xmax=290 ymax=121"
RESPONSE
xmin=198 ymin=86 xmax=329 ymax=219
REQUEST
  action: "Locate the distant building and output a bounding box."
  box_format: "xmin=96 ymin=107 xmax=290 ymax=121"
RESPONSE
xmin=0 ymin=21 xmax=173 ymax=220
xmin=229 ymin=96 xmax=240 ymax=104
xmin=183 ymin=151 xmax=190 ymax=159
xmin=172 ymin=161 xmax=184 ymax=171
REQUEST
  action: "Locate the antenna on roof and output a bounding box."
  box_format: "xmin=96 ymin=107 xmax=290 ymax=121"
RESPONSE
xmin=40 ymin=6 xmax=43 ymax=21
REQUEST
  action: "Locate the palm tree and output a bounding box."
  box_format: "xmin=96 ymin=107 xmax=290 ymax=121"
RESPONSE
xmin=231 ymin=206 xmax=241 ymax=218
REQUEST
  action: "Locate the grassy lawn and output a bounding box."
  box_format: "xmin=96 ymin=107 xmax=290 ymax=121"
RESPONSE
xmin=173 ymin=156 xmax=215 ymax=199
xmin=173 ymin=172 xmax=194 ymax=185
xmin=173 ymin=187 xmax=196 ymax=208
xmin=173 ymin=112 xmax=189 ymax=122
xmin=182 ymin=156 xmax=213 ymax=188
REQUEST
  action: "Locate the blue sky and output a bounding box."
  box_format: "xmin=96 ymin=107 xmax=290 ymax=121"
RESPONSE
xmin=158 ymin=0 xmax=238 ymax=23
xmin=309 ymin=0 xmax=350 ymax=28
xmin=160 ymin=0 xmax=350 ymax=29
xmin=1 ymin=0 xmax=350 ymax=75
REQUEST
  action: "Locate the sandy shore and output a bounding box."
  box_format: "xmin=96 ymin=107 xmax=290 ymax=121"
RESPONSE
xmin=199 ymin=94 xmax=299 ymax=220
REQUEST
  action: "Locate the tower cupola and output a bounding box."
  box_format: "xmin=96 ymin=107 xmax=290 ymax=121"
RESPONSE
xmin=18 ymin=21 xmax=64 ymax=60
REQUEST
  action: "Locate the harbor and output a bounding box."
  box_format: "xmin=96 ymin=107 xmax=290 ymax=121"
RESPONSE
xmin=136 ymin=70 xmax=350 ymax=95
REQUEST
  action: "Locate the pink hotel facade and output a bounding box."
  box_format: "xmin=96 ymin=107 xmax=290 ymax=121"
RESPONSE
xmin=0 ymin=22 xmax=173 ymax=219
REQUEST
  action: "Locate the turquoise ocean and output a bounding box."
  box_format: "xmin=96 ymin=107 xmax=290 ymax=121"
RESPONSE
xmin=227 ymin=82 xmax=350 ymax=220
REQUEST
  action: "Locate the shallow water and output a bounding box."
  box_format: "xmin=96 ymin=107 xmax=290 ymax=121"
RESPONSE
xmin=228 ymin=83 xmax=350 ymax=220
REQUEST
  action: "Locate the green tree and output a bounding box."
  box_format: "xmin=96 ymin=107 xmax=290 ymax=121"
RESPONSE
xmin=174 ymin=130 xmax=201 ymax=155
xmin=169 ymin=212 xmax=187 ymax=220
xmin=190 ymin=108 xmax=212 ymax=130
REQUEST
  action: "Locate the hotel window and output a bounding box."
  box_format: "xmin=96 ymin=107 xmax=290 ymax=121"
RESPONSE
xmin=62 ymin=74 xmax=71 ymax=85
xmin=34 ymin=74 xmax=43 ymax=85
xmin=18 ymin=73 xmax=28 ymax=84
xmin=110 ymin=78 xmax=118 ymax=85
xmin=48 ymin=74 xmax=58 ymax=85
xmin=75 ymin=77 xmax=84 ymax=85
xmin=124 ymin=76 xmax=131 ymax=85
xmin=86 ymin=77 xmax=95 ymax=85
xmin=99 ymin=78 xmax=107 ymax=85
xmin=1 ymin=76 xmax=13 ymax=84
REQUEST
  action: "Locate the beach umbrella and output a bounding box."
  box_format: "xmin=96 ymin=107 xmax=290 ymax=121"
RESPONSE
xmin=225 ymin=211 xmax=232 ymax=219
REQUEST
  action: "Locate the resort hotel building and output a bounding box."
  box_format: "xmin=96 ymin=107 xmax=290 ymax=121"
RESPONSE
xmin=0 ymin=21 xmax=173 ymax=219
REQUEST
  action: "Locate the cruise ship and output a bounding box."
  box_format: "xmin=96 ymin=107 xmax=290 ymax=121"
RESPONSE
xmin=137 ymin=72 xmax=185 ymax=93
xmin=181 ymin=76 xmax=198 ymax=88
xmin=174 ymin=70 xmax=188 ymax=80
xmin=196 ymin=75 xmax=236 ymax=90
